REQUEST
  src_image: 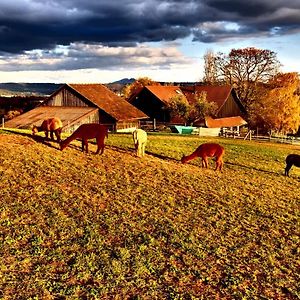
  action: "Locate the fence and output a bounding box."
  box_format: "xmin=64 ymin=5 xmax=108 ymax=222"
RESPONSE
xmin=223 ymin=129 xmax=300 ymax=145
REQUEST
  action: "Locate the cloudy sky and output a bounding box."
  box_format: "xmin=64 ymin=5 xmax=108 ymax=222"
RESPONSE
xmin=0 ymin=0 xmax=300 ymax=83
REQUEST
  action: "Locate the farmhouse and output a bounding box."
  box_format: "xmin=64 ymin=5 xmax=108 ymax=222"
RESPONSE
xmin=5 ymin=84 xmax=148 ymax=132
xmin=129 ymin=85 xmax=246 ymax=127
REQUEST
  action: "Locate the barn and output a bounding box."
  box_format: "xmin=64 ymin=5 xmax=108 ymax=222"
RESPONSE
xmin=5 ymin=84 xmax=148 ymax=132
xmin=129 ymin=84 xmax=246 ymax=125
xmin=129 ymin=85 xmax=188 ymax=123
xmin=182 ymin=85 xmax=246 ymax=119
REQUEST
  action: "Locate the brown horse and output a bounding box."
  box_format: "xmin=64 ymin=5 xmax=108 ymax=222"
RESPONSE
xmin=285 ymin=154 xmax=300 ymax=176
xmin=60 ymin=123 xmax=108 ymax=154
xmin=181 ymin=143 xmax=225 ymax=171
xmin=32 ymin=117 xmax=63 ymax=142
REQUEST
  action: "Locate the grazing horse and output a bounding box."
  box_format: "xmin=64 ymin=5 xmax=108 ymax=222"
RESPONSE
xmin=181 ymin=143 xmax=225 ymax=171
xmin=32 ymin=117 xmax=63 ymax=142
xmin=132 ymin=129 xmax=147 ymax=157
xmin=285 ymin=154 xmax=300 ymax=176
xmin=60 ymin=123 xmax=108 ymax=154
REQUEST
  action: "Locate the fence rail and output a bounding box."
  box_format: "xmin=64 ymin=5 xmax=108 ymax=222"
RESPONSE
xmin=223 ymin=130 xmax=300 ymax=145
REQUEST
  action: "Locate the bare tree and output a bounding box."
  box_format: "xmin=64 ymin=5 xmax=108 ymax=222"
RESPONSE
xmin=203 ymin=49 xmax=217 ymax=85
xmin=214 ymin=47 xmax=281 ymax=109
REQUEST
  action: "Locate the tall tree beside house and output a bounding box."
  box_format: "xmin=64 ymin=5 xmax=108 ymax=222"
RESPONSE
xmin=167 ymin=91 xmax=218 ymax=125
xmin=203 ymin=49 xmax=218 ymax=85
xmin=248 ymin=72 xmax=300 ymax=134
xmin=123 ymin=77 xmax=160 ymax=99
xmin=167 ymin=94 xmax=190 ymax=122
xmin=211 ymin=47 xmax=281 ymax=110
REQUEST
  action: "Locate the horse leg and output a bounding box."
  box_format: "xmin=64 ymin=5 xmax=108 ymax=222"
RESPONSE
xmin=84 ymin=140 xmax=89 ymax=153
xmin=285 ymin=163 xmax=292 ymax=176
xmin=45 ymin=130 xmax=49 ymax=140
xmin=203 ymin=157 xmax=209 ymax=168
xmin=99 ymin=145 xmax=104 ymax=155
xmin=219 ymin=159 xmax=224 ymax=171
xmin=95 ymin=139 xmax=104 ymax=155
xmin=81 ymin=139 xmax=85 ymax=152
xmin=55 ymin=129 xmax=61 ymax=142
xmin=215 ymin=158 xmax=223 ymax=171
xmin=141 ymin=143 xmax=145 ymax=156
xmin=50 ymin=131 xmax=54 ymax=141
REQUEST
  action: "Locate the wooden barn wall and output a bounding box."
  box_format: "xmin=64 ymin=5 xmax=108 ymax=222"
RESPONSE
xmin=115 ymin=120 xmax=140 ymax=131
xmin=65 ymin=110 xmax=100 ymax=133
xmin=131 ymin=89 xmax=169 ymax=122
xmin=217 ymin=94 xmax=242 ymax=118
xmin=48 ymin=89 xmax=90 ymax=107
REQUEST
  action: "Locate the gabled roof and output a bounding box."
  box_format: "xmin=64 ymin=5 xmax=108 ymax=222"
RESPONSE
xmin=67 ymin=84 xmax=148 ymax=121
xmin=205 ymin=116 xmax=247 ymax=128
xmin=145 ymin=86 xmax=188 ymax=104
xmin=181 ymin=85 xmax=233 ymax=109
xmin=48 ymin=83 xmax=148 ymax=121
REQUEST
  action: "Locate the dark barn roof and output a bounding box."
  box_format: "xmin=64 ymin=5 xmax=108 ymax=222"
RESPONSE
xmin=66 ymin=84 xmax=148 ymax=121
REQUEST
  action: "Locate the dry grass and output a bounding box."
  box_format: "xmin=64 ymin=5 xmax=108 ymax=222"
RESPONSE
xmin=0 ymin=129 xmax=299 ymax=299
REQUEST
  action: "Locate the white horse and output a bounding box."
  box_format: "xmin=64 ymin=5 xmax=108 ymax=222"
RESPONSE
xmin=132 ymin=129 xmax=147 ymax=157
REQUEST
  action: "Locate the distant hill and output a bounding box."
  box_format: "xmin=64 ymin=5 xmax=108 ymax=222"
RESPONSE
xmin=0 ymin=83 xmax=63 ymax=96
xmin=112 ymin=78 xmax=135 ymax=85
xmin=105 ymin=78 xmax=136 ymax=95
xmin=0 ymin=79 xmax=198 ymax=97
xmin=0 ymin=80 xmax=135 ymax=97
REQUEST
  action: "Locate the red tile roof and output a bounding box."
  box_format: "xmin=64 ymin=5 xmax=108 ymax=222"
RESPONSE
xmin=181 ymin=85 xmax=233 ymax=109
xmin=68 ymin=84 xmax=148 ymax=121
xmin=205 ymin=116 xmax=247 ymax=128
xmin=145 ymin=86 xmax=188 ymax=104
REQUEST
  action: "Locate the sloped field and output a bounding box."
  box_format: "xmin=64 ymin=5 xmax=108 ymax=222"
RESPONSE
xmin=0 ymin=130 xmax=299 ymax=299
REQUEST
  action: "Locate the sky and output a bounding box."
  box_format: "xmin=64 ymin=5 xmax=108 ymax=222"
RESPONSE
xmin=0 ymin=0 xmax=300 ymax=84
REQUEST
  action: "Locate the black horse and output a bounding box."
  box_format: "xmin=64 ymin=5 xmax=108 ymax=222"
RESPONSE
xmin=285 ymin=154 xmax=300 ymax=176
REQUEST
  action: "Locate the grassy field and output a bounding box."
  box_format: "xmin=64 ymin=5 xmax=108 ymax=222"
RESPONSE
xmin=0 ymin=129 xmax=299 ymax=299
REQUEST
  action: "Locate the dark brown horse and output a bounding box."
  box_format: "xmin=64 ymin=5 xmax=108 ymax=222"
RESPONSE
xmin=60 ymin=123 xmax=108 ymax=154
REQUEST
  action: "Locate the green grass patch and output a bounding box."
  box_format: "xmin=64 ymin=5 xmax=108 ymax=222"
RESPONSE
xmin=0 ymin=129 xmax=299 ymax=299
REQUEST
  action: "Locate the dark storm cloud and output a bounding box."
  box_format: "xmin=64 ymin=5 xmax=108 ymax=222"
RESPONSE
xmin=0 ymin=0 xmax=299 ymax=54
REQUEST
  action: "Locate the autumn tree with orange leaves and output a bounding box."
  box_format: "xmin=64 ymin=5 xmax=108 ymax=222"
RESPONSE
xmin=167 ymin=91 xmax=218 ymax=125
xmin=123 ymin=77 xmax=160 ymax=99
xmin=249 ymin=72 xmax=300 ymax=134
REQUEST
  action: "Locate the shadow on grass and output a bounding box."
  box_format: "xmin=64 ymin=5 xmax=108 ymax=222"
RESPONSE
xmin=107 ymin=145 xmax=183 ymax=162
xmin=1 ymin=129 xmax=60 ymax=150
xmin=222 ymin=161 xmax=283 ymax=176
xmin=107 ymin=144 xmax=284 ymax=176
